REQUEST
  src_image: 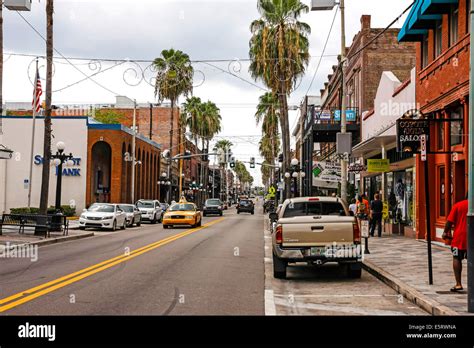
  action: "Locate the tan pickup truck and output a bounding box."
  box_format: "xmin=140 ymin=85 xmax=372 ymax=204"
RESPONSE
xmin=271 ymin=197 xmax=362 ymax=279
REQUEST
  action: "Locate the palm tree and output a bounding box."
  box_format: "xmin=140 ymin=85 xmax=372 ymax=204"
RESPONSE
xmin=249 ymin=0 xmax=310 ymax=199
xmin=154 ymin=49 xmax=194 ymax=200
xmin=39 ymin=0 xmax=54 ymax=216
xmin=214 ymin=139 xmax=233 ymax=201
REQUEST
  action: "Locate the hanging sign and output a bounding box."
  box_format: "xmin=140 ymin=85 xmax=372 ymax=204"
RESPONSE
xmin=367 ymin=159 xmax=390 ymax=173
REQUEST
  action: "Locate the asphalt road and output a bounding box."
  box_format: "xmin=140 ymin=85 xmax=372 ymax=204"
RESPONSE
xmin=0 ymin=201 xmax=425 ymax=316
xmin=0 ymin=206 xmax=264 ymax=315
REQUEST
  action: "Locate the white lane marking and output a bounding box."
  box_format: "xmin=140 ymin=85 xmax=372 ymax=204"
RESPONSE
xmin=273 ymin=294 xmax=400 ymax=298
xmin=265 ymin=289 xmax=277 ymax=316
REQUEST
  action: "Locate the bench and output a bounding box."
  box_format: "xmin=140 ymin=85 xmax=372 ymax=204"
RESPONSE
xmin=0 ymin=214 xmax=69 ymax=238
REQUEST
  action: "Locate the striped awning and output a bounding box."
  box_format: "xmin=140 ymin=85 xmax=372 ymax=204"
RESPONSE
xmin=398 ymin=0 xmax=456 ymax=42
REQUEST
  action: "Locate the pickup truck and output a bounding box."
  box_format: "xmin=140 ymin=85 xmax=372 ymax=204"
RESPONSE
xmin=271 ymin=197 xmax=362 ymax=279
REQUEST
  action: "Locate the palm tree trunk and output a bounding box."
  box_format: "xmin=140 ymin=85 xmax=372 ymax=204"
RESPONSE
xmin=278 ymin=78 xmax=291 ymax=200
xmin=39 ymin=0 xmax=54 ymax=217
xmin=169 ymin=98 xmax=174 ymax=201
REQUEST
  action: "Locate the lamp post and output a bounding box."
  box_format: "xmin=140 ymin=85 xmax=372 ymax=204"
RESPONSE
xmin=285 ymin=159 xmax=306 ymax=198
xmin=51 ymin=141 xmax=74 ymax=212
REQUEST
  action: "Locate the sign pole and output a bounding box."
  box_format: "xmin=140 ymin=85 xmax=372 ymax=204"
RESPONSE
xmin=421 ymin=134 xmax=434 ymax=285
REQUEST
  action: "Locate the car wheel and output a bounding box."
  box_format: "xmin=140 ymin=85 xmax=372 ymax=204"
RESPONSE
xmin=112 ymin=220 xmax=117 ymax=231
xmin=203 ymin=213 xmax=207 ymax=217
xmin=198 ymin=218 xmax=202 ymax=227
xmin=251 ymin=211 xmax=254 ymax=215
xmin=273 ymin=253 xmax=287 ymax=279
xmin=346 ymin=264 xmax=362 ymax=279
xmin=163 ymin=224 xmax=169 ymax=229
xmin=136 ymin=219 xmax=141 ymax=227
xmin=121 ymin=220 xmax=126 ymax=230
xmin=237 ymin=211 xmax=240 ymax=214
xmin=151 ymin=215 xmax=157 ymax=224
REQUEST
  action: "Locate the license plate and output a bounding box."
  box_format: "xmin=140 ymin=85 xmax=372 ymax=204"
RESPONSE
xmin=310 ymin=247 xmax=326 ymax=256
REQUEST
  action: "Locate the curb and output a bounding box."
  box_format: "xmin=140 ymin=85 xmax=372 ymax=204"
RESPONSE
xmin=362 ymin=259 xmax=459 ymax=316
xmin=0 ymin=232 xmax=95 ymax=250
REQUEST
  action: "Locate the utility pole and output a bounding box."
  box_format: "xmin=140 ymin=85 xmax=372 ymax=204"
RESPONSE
xmin=27 ymin=58 xmax=39 ymax=208
xmin=149 ymin=103 xmax=153 ymax=140
xmin=339 ymin=0 xmax=348 ymax=204
xmin=467 ymin=0 xmax=474 ymax=313
xmin=131 ymin=100 xmax=137 ymax=204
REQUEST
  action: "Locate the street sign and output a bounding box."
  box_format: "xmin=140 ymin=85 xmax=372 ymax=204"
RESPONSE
xmin=420 ymin=134 xmax=427 ymax=162
xmin=334 ymin=109 xmax=357 ymax=122
xmin=361 ymin=220 xmax=370 ymax=238
xmin=396 ymin=118 xmax=430 ymax=153
xmin=367 ymin=159 xmax=390 ymax=173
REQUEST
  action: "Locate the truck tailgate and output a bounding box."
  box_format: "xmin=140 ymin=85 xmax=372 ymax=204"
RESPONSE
xmin=280 ymin=216 xmax=355 ymax=247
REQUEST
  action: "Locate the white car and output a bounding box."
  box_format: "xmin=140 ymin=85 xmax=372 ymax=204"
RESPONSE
xmin=136 ymin=200 xmax=163 ymax=224
xmin=79 ymin=203 xmax=127 ymax=231
xmin=119 ymin=204 xmax=142 ymax=227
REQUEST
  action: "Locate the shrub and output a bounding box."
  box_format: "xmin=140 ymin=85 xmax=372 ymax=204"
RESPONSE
xmin=10 ymin=206 xmax=76 ymax=217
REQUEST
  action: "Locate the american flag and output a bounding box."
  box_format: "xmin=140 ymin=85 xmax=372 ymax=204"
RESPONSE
xmin=32 ymin=68 xmax=42 ymax=114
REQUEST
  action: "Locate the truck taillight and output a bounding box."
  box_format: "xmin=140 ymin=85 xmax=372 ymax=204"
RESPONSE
xmin=276 ymin=225 xmax=283 ymax=245
xmin=353 ymin=222 xmax=361 ymax=244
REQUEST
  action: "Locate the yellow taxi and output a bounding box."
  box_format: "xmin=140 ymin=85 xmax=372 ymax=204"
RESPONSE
xmin=162 ymin=198 xmax=202 ymax=229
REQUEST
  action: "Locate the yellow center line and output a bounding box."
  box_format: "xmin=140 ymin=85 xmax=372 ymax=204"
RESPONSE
xmin=0 ymin=217 xmax=225 ymax=313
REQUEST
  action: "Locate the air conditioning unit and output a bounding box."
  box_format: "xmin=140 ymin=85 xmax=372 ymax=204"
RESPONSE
xmin=5 ymin=0 xmax=32 ymax=11
xmin=311 ymin=0 xmax=336 ymax=11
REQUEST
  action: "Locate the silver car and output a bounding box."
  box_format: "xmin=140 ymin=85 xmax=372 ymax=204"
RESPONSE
xmin=119 ymin=204 xmax=142 ymax=227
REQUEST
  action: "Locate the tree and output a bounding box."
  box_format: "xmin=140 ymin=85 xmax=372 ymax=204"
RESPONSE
xmin=214 ymin=139 xmax=233 ymax=201
xmin=39 ymin=0 xmax=54 ymax=216
xmin=154 ymin=49 xmax=194 ymax=200
xmin=92 ymin=109 xmax=124 ymax=124
xmin=249 ymin=0 xmax=310 ymax=199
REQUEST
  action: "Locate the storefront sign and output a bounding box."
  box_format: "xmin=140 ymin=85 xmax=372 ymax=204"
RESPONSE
xmin=34 ymin=155 xmax=82 ymax=176
xmin=312 ymin=161 xmax=341 ymax=188
xmin=334 ymin=109 xmax=357 ymax=122
xmin=396 ymin=119 xmax=430 ymax=153
xmin=348 ymin=163 xmax=367 ymax=173
xmin=318 ymin=110 xmax=332 ymax=120
xmin=367 ymin=159 xmax=390 ymax=173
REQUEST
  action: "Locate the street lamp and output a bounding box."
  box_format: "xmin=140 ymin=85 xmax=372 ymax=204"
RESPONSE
xmin=51 ymin=141 xmax=73 ymax=212
xmin=287 ymin=158 xmax=305 ymax=198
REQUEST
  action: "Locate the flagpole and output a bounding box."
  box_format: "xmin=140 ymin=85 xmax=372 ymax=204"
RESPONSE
xmin=27 ymin=58 xmax=39 ymax=209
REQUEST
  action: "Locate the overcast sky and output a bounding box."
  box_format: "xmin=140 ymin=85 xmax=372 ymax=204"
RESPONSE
xmin=3 ymin=0 xmax=413 ymax=186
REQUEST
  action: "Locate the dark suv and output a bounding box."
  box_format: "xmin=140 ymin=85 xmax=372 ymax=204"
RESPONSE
xmin=203 ymin=199 xmax=224 ymax=216
xmin=237 ymin=200 xmax=254 ymax=215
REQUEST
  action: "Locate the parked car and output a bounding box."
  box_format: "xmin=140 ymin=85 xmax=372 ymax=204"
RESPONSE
xmin=237 ymin=199 xmax=254 ymax=215
xmin=79 ymin=203 xmax=127 ymax=231
xmin=271 ymin=197 xmax=362 ymax=280
xmin=119 ymin=204 xmax=142 ymax=227
xmin=162 ymin=199 xmax=202 ymax=229
xmin=136 ymin=200 xmax=163 ymax=224
xmin=203 ymin=199 xmax=224 ymax=216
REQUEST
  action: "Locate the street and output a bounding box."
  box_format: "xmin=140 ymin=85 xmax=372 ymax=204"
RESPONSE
xmin=0 ymin=201 xmax=424 ymax=316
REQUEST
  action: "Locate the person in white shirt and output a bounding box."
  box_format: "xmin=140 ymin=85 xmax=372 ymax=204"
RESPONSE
xmin=349 ymin=198 xmax=357 ymax=216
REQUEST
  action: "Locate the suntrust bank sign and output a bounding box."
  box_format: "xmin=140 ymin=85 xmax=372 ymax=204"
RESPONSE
xmin=0 ymin=116 xmax=88 ymax=213
xmin=34 ymin=155 xmax=82 ymax=176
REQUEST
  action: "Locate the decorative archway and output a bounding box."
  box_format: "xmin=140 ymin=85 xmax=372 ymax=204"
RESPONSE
xmin=91 ymin=141 xmax=112 ymax=203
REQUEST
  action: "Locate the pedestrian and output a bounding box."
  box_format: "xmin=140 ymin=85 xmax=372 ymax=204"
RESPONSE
xmin=370 ymin=193 xmax=383 ymax=237
xmin=356 ymin=195 xmax=369 ymax=220
xmin=348 ymin=198 xmax=357 ymax=216
xmin=442 ymin=196 xmax=468 ymax=292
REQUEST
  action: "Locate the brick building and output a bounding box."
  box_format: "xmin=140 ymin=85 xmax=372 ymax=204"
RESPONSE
xmin=302 ymin=15 xmax=417 ymax=196
xmin=399 ymin=0 xmax=470 ymax=241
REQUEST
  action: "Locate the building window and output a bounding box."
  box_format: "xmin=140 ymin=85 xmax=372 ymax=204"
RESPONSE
xmin=449 ymin=5 xmax=459 ymax=46
xmin=434 ymin=20 xmax=443 ymax=58
xmin=467 ymin=0 xmax=471 ymax=34
xmin=437 ymin=118 xmax=445 ymax=150
xmin=439 ymin=166 xmax=446 ymax=217
xmin=422 ymin=35 xmax=429 ymax=68
xmin=450 ymin=106 xmax=464 ymax=146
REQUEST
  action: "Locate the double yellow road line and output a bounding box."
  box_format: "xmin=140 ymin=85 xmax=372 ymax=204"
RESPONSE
xmin=0 ymin=217 xmax=225 ymax=313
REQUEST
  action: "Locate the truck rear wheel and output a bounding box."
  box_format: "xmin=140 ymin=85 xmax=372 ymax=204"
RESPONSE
xmin=273 ymin=253 xmax=287 ymax=279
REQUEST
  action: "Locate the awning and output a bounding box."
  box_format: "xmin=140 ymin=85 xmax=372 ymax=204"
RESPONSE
xmin=398 ymin=0 xmax=444 ymax=42
xmin=352 ymin=135 xmax=396 ymax=158
xmin=421 ymin=0 xmax=458 ymax=15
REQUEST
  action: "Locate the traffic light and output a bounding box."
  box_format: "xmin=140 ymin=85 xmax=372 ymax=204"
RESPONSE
xmin=278 ymin=154 xmax=283 ymax=163
xmin=250 ymin=157 xmax=255 ymax=169
xmin=203 ymin=148 xmax=209 ymax=162
xmin=230 ymin=156 xmax=236 ymax=168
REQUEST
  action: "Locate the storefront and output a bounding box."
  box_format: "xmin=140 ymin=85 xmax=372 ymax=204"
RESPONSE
xmin=0 ymin=116 xmax=162 ymax=215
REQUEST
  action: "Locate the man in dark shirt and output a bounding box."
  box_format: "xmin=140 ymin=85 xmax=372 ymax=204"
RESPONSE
xmin=370 ymin=193 xmax=384 ymax=237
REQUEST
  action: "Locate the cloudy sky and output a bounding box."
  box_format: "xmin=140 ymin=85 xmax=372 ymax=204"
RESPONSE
xmin=3 ymin=0 xmax=413 ymax=186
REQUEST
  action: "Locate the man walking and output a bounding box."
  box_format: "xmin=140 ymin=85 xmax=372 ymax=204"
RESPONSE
xmin=442 ymin=197 xmax=468 ymax=292
xmin=370 ymin=193 xmax=383 ymax=237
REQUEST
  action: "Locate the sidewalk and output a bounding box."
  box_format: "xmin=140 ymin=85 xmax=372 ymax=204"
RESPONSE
xmin=363 ymin=235 xmax=470 ymax=315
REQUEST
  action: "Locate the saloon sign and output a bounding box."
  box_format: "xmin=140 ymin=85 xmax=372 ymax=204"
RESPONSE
xmin=396 ymin=110 xmax=430 ymax=153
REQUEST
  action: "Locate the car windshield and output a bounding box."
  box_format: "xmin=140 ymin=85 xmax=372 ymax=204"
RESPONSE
xmin=137 ymin=201 xmax=154 ymax=208
xmin=240 ymin=200 xmax=252 ymax=206
xmin=283 ymin=202 xmax=345 ymax=218
xmin=88 ymin=204 xmax=115 ymax=213
xmin=119 ymin=205 xmax=134 ymax=213
xmin=169 ymin=204 xmax=195 ymax=212
xmin=206 ymin=199 xmax=221 ymax=206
